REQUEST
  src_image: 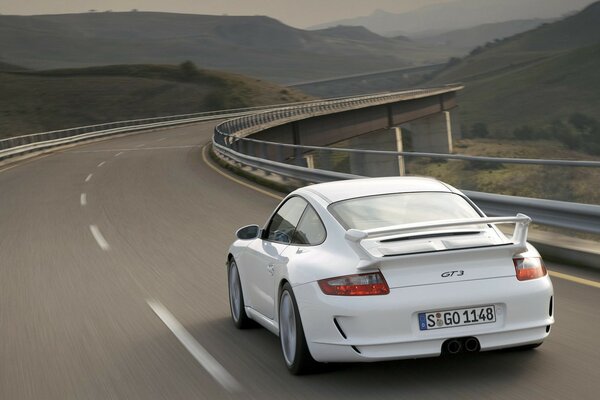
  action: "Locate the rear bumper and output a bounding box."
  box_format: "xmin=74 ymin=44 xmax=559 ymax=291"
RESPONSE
xmin=293 ymin=276 xmax=554 ymax=362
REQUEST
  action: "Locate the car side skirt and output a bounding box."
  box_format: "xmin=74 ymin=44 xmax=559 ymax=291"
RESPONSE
xmin=245 ymin=307 xmax=279 ymax=335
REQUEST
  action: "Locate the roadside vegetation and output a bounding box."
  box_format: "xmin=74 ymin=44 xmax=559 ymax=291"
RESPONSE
xmin=427 ymin=2 xmax=600 ymax=158
xmin=405 ymin=138 xmax=600 ymax=205
xmin=0 ymin=62 xmax=311 ymax=138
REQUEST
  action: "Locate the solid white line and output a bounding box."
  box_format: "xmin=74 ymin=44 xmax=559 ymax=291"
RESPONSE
xmin=80 ymin=193 xmax=87 ymax=206
xmin=89 ymin=225 xmax=110 ymax=251
xmin=147 ymin=299 xmax=241 ymax=393
xmin=97 ymin=161 xmax=106 ymax=167
xmin=85 ymin=173 xmax=93 ymax=182
xmin=114 ymin=152 xmax=124 ymax=157
xmin=201 ymin=146 xmax=283 ymax=200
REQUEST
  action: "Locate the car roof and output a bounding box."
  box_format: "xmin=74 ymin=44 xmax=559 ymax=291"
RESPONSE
xmin=297 ymin=177 xmax=455 ymax=204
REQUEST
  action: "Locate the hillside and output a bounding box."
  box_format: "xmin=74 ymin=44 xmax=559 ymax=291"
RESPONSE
xmin=432 ymin=1 xmax=600 ymax=83
xmin=452 ymin=44 xmax=600 ymax=132
xmin=0 ymin=12 xmax=453 ymax=83
xmin=0 ymin=63 xmax=311 ymax=138
xmin=0 ymin=61 xmax=27 ymax=71
xmin=415 ymin=19 xmax=553 ymax=55
xmin=426 ymin=1 xmax=600 ymax=148
xmin=409 ymin=138 xmax=600 ymax=205
xmin=309 ymin=0 xmax=595 ymax=36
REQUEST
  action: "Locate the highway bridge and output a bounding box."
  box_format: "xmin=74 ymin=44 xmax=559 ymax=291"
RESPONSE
xmin=1 ymin=91 xmax=599 ymax=399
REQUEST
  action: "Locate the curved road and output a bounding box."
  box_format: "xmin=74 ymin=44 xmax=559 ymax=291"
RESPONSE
xmin=1 ymin=122 xmax=599 ymax=399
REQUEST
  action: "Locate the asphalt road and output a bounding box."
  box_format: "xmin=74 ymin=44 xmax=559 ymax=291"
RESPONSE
xmin=1 ymin=122 xmax=599 ymax=399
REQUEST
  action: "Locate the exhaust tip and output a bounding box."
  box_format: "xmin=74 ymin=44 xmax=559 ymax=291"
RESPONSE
xmin=446 ymin=339 xmax=463 ymax=354
xmin=464 ymin=337 xmax=480 ymax=353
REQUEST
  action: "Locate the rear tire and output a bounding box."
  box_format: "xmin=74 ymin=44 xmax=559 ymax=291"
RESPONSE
xmin=279 ymin=283 xmax=318 ymax=375
xmin=228 ymin=259 xmax=252 ymax=329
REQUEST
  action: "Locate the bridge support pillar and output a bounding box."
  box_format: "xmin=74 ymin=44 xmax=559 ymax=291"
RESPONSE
xmin=403 ymin=111 xmax=453 ymax=154
xmin=392 ymin=127 xmax=406 ymax=176
xmin=346 ymin=129 xmax=402 ymax=177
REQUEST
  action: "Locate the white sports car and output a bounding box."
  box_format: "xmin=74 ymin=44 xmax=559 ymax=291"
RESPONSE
xmin=226 ymin=177 xmax=554 ymax=374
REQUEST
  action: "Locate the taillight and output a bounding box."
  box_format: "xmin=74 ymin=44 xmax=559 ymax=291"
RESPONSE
xmin=513 ymin=257 xmax=547 ymax=281
xmin=318 ymin=271 xmax=390 ymax=296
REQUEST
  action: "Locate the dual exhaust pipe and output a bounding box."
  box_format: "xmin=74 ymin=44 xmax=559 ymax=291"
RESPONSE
xmin=444 ymin=337 xmax=480 ymax=354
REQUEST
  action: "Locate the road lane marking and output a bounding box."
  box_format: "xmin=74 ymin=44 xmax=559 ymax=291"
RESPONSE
xmin=89 ymin=225 xmax=110 ymax=251
xmin=147 ymin=299 xmax=242 ymax=393
xmin=157 ymin=138 xmax=167 ymax=142
xmin=549 ymin=271 xmax=600 ymax=289
xmin=136 ymin=144 xmax=145 ymax=148
xmin=80 ymin=193 xmax=87 ymax=206
xmin=114 ymin=152 xmax=124 ymax=157
xmin=98 ymin=161 xmax=106 ymax=167
xmin=201 ymin=145 xmax=283 ymax=201
xmin=85 ymin=173 xmax=93 ymax=182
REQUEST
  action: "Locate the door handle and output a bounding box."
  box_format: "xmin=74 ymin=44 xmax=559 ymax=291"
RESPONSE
xmin=267 ymin=264 xmax=275 ymax=275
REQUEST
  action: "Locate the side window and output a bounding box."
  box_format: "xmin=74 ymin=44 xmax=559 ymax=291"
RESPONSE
xmin=293 ymin=206 xmax=326 ymax=246
xmin=266 ymin=197 xmax=307 ymax=244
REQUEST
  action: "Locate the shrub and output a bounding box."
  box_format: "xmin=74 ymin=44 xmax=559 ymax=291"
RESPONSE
xmin=470 ymin=122 xmax=489 ymax=138
xmin=513 ymin=125 xmax=535 ymax=140
xmin=179 ymin=61 xmax=199 ymax=81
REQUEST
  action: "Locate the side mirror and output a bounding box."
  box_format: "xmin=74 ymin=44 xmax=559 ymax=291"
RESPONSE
xmin=236 ymin=224 xmax=261 ymax=240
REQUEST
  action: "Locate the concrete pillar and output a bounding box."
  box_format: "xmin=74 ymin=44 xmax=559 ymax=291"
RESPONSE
xmin=304 ymin=154 xmax=315 ymax=169
xmin=346 ymin=129 xmax=400 ymax=177
xmin=402 ymin=111 xmax=453 ymax=154
xmin=392 ymin=127 xmax=406 ymax=176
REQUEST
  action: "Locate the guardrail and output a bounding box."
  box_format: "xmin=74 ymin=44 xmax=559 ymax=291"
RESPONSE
xmin=211 ymin=88 xmax=600 ymax=236
xmin=3 ymin=85 xmax=599 ymax=237
xmin=0 ymin=92 xmax=397 ymax=163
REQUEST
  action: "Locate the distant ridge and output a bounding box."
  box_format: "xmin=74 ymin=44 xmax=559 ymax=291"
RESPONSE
xmin=414 ymin=18 xmax=554 ymax=54
xmin=309 ymin=0 xmax=597 ymax=35
xmin=0 ymin=61 xmax=28 ymax=71
xmin=427 ymin=1 xmax=600 ymax=135
xmin=0 ymin=12 xmax=455 ymax=83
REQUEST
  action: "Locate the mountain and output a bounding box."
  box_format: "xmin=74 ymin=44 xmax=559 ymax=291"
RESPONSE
xmin=0 ymin=63 xmax=311 ymax=138
xmin=414 ymin=19 xmax=554 ymax=55
xmin=310 ymin=0 xmax=597 ymax=36
xmin=432 ymin=2 xmax=600 ymax=83
xmin=0 ymin=61 xmax=28 ymax=71
xmin=426 ymin=1 xmax=600 ymax=140
xmin=0 ymin=12 xmax=454 ymax=83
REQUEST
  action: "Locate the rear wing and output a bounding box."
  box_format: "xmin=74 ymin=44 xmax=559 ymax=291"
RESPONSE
xmin=345 ymin=214 xmax=531 ymax=270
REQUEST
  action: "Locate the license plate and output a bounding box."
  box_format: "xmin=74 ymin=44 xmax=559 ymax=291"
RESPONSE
xmin=418 ymin=305 xmax=496 ymax=331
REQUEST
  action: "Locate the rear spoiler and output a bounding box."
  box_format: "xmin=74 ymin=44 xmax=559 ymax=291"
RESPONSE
xmin=345 ymin=214 xmax=531 ymax=270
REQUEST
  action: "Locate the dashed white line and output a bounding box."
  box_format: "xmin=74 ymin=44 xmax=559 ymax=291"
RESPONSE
xmin=114 ymin=152 xmax=124 ymax=157
xmin=97 ymin=161 xmax=106 ymax=167
xmin=147 ymin=299 xmax=241 ymax=393
xmin=89 ymin=225 xmax=110 ymax=251
xmin=80 ymin=193 xmax=87 ymax=206
xmin=136 ymin=144 xmax=145 ymax=148
xmin=85 ymin=173 xmax=93 ymax=182
xmin=156 ymin=138 xmax=166 ymax=142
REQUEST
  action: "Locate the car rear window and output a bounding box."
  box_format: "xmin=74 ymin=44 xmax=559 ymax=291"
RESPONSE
xmin=328 ymin=192 xmax=481 ymax=230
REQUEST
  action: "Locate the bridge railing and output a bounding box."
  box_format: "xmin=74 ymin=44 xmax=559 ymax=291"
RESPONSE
xmin=212 ymin=89 xmax=600 ymax=236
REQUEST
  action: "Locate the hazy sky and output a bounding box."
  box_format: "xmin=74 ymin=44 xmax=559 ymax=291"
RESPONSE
xmin=0 ymin=0 xmax=450 ymax=27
